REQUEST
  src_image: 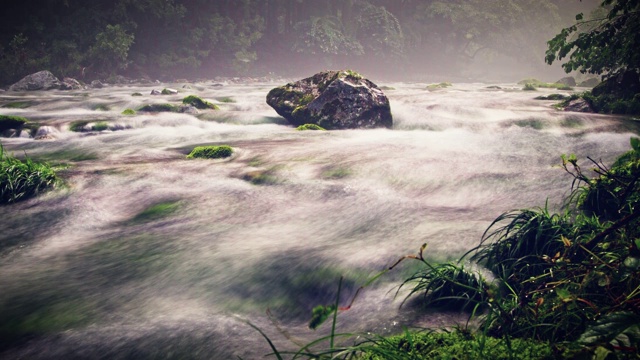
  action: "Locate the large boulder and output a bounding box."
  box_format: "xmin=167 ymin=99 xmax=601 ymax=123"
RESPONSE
xmin=266 ymin=70 xmax=392 ymax=130
xmin=555 ymin=76 xmax=576 ymax=87
xmin=9 ymin=70 xmax=61 ymax=91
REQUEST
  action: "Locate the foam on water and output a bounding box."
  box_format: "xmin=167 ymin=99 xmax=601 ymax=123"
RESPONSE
xmin=0 ymin=82 xmax=637 ymax=358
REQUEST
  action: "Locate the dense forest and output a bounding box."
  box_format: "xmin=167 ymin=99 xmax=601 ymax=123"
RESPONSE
xmin=0 ymin=0 xmax=601 ymax=85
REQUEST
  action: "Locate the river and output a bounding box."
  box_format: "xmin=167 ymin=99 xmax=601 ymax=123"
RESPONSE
xmin=0 ymin=80 xmax=636 ymax=359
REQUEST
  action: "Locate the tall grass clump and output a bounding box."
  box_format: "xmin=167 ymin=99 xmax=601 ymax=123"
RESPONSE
xmin=1 ymin=144 xmax=57 ymax=204
xmin=455 ymin=137 xmax=640 ymax=354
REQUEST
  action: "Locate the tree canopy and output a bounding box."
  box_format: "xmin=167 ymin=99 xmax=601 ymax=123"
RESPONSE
xmin=0 ymin=0 xmax=599 ymax=84
xmin=546 ymin=0 xmax=640 ymax=78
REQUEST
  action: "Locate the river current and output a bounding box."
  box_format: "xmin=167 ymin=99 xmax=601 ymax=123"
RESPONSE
xmin=0 ymin=80 xmax=637 ymax=359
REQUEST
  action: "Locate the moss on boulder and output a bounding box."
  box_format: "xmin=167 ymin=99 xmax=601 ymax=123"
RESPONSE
xmin=266 ymin=70 xmax=392 ymax=130
xmin=182 ymin=95 xmax=219 ymax=110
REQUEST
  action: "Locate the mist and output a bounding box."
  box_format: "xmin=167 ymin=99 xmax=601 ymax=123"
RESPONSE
xmin=0 ymin=0 xmax=603 ymax=85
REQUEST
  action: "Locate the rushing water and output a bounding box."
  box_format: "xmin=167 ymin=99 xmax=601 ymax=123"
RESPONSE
xmin=0 ymin=81 xmax=637 ymax=359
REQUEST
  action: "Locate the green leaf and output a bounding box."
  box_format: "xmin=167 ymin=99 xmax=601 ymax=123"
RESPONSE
xmin=631 ymin=137 xmax=640 ymax=153
xmin=579 ymin=312 xmax=640 ymax=348
xmin=575 ymin=13 xmax=584 ymax=21
xmin=623 ymin=256 xmax=640 ymax=270
xmin=556 ymin=288 xmax=572 ymax=302
xmin=309 ymin=304 xmax=336 ymax=330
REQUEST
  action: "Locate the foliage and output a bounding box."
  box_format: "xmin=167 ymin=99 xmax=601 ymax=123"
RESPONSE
xmin=546 ymin=0 xmax=640 ymax=78
xmin=0 ymin=143 xmax=57 ymax=204
xmin=182 ymin=95 xmax=219 ymax=110
xmin=293 ymin=16 xmax=364 ymax=56
xmin=89 ymin=24 xmax=135 ymax=77
xmin=186 ymin=145 xmax=233 ymax=159
xmin=296 ymin=124 xmax=326 ymax=131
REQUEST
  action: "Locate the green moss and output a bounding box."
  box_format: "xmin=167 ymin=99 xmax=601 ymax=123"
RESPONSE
xmin=299 ymin=94 xmax=315 ymax=106
xmin=129 ymin=201 xmax=181 ymax=224
xmin=426 ymin=82 xmax=453 ymax=91
xmin=296 ymin=124 xmax=326 ymax=131
xmin=2 ymin=101 xmax=32 ymax=109
xmin=131 ymin=92 xmax=143 ymax=97
xmin=534 ymin=94 xmax=568 ymax=100
xmin=182 ymin=95 xmax=219 ymax=110
xmin=160 ymin=88 xmax=176 ymax=95
xmin=519 ymin=79 xmax=573 ymax=90
xmin=242 ymin=168 xmax=279 ymax=185
xmin=514 ymin=118 xmax=545 ymax=129
xmin=69 ymin=121 xmax=89 ymax=132
xmin=342 ymin=69 xmax=364 ymax=79
xmin=322 ymin=166 xmax=351 ymax=179
xmin=91 ymin=122 xmax=109 ymax=131
xmin=0 ymin=115 xmax=28 ymax=132
xmin=379 ymin=86 xmax=395 ymax=91
xmin=216 ymin=96 xmax=236 ymax=103
xmin=187 ymin=145 xmax=233 ymax=159
xmin=137 ymin=103 xmax=179 ymax=112
xmin=121 ymin=108 xmax=136 ymax=115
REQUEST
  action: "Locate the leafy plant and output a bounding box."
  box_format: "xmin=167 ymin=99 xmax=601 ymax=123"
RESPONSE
xmin=1 ymin=143 xmax=57 ymax=204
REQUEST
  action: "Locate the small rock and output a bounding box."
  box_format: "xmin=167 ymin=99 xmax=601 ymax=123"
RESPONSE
xmin=35 ymin=126 xmax=58 ymax=140
xmin=564 ymin=98 xmax=594 ymax=113
xmin=60 ymin=77 xmax=82 ymax=90
xmin=178 ymin=105 xmax=199 ymax=114
xmin=91 ymin=80 xmax=104 ymax=89
xmin=150 ymin=89 xmax=162 ymax=95
xmin=161 ymin=88 xmax=178 ymax=95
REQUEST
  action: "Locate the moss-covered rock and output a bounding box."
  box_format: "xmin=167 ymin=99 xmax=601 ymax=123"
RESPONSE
xmin=182 ymin=95 xmax=219 ymax=110
xmin=186 ymin=145 xmax=233 ymax=159
xmin=426 ymin=82 xmax=452 ymax=91
xmin=266 ymin=70 xmax=392 ymax=130
xmin=122 ymin=108 xmax=136 ymax=115
xmin=0 ymin=115 xmax=28 ymax=133
xmin=534 ymin=94 xmax=568 ymax=101
xmin=137 ymin=103 xmax=179 ymax=112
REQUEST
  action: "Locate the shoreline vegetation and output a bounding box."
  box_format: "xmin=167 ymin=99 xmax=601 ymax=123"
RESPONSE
xmin=250 ymin=137 xmax=640 ymax=359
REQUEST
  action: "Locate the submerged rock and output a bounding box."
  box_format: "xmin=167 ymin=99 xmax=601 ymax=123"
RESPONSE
xmin=9 ymin=70 xmax=61 ymax=91
xmin=91 ymin=80 xmax=104 ymax=89
xmin=60 ymin=77 xmax=83 ymax=90
xmin=564 ymin=98 xmax=594 ymax=113
xmin=266 ymin=70 xmax=392 ymax=130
